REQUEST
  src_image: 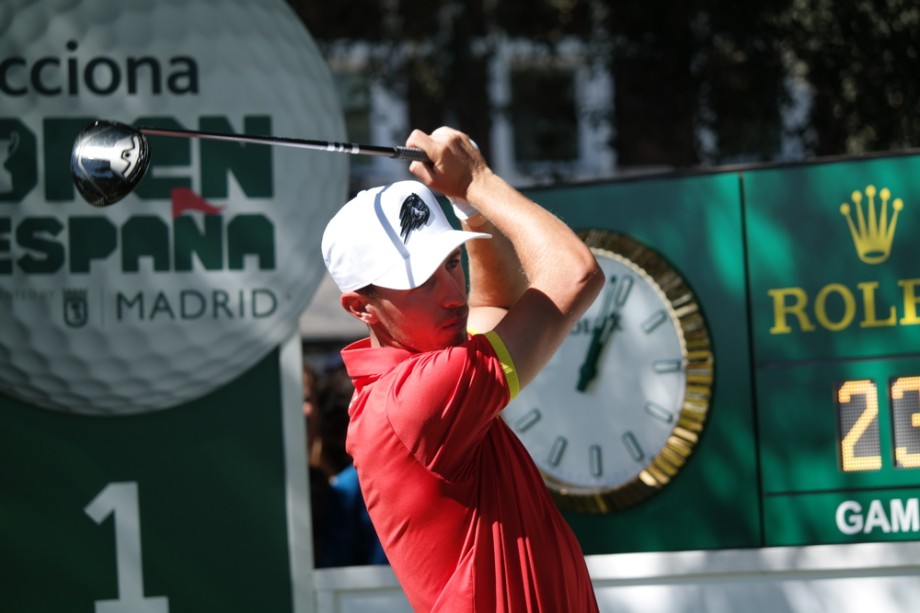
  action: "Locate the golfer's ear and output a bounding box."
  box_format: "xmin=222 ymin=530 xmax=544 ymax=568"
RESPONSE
xmin=341 ymin=291 xmax=377 ymax=324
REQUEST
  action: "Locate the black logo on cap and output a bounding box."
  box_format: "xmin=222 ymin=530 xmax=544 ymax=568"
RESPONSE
xmin=399 ymin=193 xmax=430 ymax=243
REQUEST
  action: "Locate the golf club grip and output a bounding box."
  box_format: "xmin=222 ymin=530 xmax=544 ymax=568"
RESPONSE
xmin=392 ymin=146 xmax=432 ymax=163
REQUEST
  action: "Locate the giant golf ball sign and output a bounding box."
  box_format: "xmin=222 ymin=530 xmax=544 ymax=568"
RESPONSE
xmin=0 ymin=0 xmax=347 ymax=413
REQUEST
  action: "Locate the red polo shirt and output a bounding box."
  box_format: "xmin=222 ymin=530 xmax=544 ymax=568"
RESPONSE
xmin=341 ymin=331 xmax=598 ymax=612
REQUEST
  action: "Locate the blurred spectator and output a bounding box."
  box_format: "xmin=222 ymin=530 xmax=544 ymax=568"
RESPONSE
xmin=303 ymin=359 xmax=329 ymax=567
xmin=304 ymin=352 xmax=386 ymax=568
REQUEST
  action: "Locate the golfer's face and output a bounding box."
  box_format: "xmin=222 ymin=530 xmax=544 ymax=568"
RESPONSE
xmin=370 ymin=249 xmax=469 ymax=352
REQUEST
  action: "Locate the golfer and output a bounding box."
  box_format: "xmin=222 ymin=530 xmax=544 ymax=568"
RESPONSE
xmin=322 ymin=126 xmax=603 ymax=612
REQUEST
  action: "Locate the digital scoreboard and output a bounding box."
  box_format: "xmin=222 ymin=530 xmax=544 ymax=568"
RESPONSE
xmin=747 ymin=155 xmax=920 ymax=547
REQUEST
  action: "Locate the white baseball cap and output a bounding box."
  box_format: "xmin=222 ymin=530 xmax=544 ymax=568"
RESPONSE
xmin=322 ymin=180 xmax=490 ymax=292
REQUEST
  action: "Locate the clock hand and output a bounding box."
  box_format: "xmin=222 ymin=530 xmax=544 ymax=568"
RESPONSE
xmin=576 ymin=275 xmax=621 ymax=392
xmin=576 ymin=312 xmax=619 ymax=391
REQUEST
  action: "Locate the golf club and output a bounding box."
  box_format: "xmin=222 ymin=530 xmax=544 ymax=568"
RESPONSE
xmin=70 ymin=119 xmax=433 ymax=208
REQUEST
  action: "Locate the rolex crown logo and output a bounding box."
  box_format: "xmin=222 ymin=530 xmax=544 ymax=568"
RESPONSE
xmin=839 ymin=185 xmax=903 ymax=265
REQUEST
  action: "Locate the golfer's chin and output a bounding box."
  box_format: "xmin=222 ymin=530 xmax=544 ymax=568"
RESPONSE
xmin=446 ymin=329 xmax=469 ymax=347
xmin=442 ymin=319 xmax=469 ymax=346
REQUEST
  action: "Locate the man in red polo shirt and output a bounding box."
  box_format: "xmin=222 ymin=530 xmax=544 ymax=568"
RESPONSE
xmin=322 ymin=126 xmax=603 ymax=612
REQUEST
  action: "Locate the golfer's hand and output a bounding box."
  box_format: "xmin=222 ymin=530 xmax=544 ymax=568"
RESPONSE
xmin=406 ymin=127 xmax=490 ymax=203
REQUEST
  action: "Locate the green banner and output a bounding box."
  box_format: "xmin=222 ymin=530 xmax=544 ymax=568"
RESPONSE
xmin=0 ymin=340 xmax=310 ymax=612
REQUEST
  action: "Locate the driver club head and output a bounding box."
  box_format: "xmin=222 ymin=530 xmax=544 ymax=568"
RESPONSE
xmin=71 ymin=120 xmax=151 ymax=208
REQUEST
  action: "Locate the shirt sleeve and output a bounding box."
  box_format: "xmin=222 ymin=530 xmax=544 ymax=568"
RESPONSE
xmin=384 ymin=333 xmax=519 ymax=480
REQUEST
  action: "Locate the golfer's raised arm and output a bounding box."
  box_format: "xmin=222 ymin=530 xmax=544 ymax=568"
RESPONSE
xmin=407 ymin=127 xmax=604 ymax=389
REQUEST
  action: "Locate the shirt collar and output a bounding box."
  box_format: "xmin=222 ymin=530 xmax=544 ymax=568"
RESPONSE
xmin=340 ymin=337 xmax=414 ymax=384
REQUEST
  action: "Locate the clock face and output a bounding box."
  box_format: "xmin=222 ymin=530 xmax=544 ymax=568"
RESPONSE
xmin=501 ymin=229 xmax=713 ymax=512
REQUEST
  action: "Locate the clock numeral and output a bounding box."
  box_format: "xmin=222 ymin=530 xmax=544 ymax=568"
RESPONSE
xmin=622 ymin=431 xmax=645 ymax=462
xmin=514 ymin=408 xmax=542 ymax=432
xmin=645 ymin=401 xmax=675 ymax=424
xmin=548 ymin=436 xmax=567 ymax=466
xmin=653 ymin=359 xmax=683 ymax=373
xmin=641 ymin=310 xmax=667 ymax=334
xmin=589 ymin=445 xmax=603 ymax=477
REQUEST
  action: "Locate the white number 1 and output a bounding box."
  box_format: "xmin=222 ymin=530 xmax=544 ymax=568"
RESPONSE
xmin=84 ymin=482 xmax=169 ymax=613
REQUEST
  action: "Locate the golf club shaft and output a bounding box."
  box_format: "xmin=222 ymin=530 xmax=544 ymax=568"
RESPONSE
xmin=138 ymin=126 xmax=432 ymax=163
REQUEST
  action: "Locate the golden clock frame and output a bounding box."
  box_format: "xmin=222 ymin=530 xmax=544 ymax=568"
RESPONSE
xmin=547 ymin=228 xmax=715 ymax=513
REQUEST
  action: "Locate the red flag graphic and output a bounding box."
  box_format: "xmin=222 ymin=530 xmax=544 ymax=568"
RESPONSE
xmin=171 ymin=187 xmax=224 ymax=218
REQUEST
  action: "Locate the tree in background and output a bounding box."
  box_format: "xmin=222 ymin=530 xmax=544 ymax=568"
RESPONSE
xmin=289 ymin=0 xmax=920 ymax=173
xmin=607 ymin=0 xmax=791 ymax=167
xmin=782 ymin=0 xmax=920 ymax=156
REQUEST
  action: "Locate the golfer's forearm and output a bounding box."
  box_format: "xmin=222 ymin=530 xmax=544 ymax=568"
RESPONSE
xmin=463 ymin=214 xmax=527 ymax=310
xmin=466 ymin=172 xmax=601 ymax=316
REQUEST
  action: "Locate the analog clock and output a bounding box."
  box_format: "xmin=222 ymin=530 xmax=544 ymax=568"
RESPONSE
xmin=501 ymin=229 xmax=714 ymax=513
